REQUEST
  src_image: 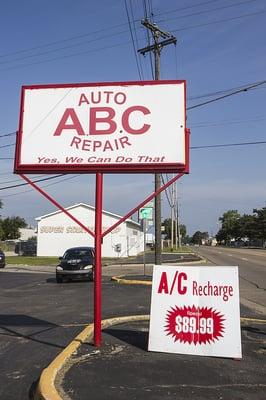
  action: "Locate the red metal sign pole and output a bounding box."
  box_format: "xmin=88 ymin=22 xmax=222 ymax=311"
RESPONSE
xmin=94 ymin=173 xmax=103 ymax=346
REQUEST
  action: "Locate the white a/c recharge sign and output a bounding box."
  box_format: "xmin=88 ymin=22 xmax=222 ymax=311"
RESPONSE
xmin=15 ymin=80 xmax=188 ymax=174
xmin=148 ymin=266 xmax=242 ymax=358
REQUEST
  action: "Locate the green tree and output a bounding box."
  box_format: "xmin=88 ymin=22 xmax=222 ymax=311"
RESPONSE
xmin=191 ymin=231 xmax=209 ymax=245
xmin=0 ymin=200 xmax=3 ymax=239
xmin=1 ymin=217 xmax=27 ymax=240
xmin=238 ymin=214 xmax=256 ymax=240
xmin=217 ymin=210 xmax=241 ymax=244
xmin=162 ymin=219 xmax=186 ymax=245
xmin=253 ymin=207 xmax=266 ymax=246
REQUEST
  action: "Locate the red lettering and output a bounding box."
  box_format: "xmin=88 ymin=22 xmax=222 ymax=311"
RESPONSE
xmin=54 ymin=108 xmax=85 ymax=136
xmin=89 ymin=107 xmax=117 ymax=135
xmin=158 ymin=272 xmax=169 ymax=294
xmin=177 ymin=272 xmax=187 ymax=295
xmin=122 ymin=106 xmax=151 ymax=134
xmin=78 ymin=94 xmax=90 ymax=106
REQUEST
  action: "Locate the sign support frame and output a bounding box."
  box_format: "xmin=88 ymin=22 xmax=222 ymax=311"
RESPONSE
xmin=19 ymin=171 xmax=186 ymax=346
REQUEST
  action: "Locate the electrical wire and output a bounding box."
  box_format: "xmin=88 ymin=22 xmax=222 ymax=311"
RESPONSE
xmin=157 ymin=0 xmax=260 ymax=24
xmin=0 ymin=143 xmax=15 ymax=149
xmin=0 ymin=175 xmax=65 ymax=191
xmin=0 ymin=7 xmax=264 ymax=72
xmin=187 ymin=80 xmax=266 ymax=110
xmin=161 ymin=174 xmax=173 ymax=209
xmin=0 ymin=132 xmax=16 ymax=138
xmin=0 ymin=40 xmax=131 ymax=73
xmin=143 ymin=0 xmax=154 ymax=79
xmin=191 ymin=140 xmax=266 ymax=149
xmin=0 ymin=174 xmax=51 ymax=185
xmin=171 ymin=8 xmax=266 ymax=34
xmin=0 ymin=0 xmax=221 ymax=61
xmin=0 ymin=175 xmax=78 ymax=199
xmin=124 ymin=0 xmax=143 ymax=80
xmin=190 ymin=115 xmax=266 ymax=128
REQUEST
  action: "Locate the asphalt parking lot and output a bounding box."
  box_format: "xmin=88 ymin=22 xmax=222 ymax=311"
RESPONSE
xmin=62 ymin=319 xmax=266 ymax=400
xmin=0 ymin=263 xmax=265 ymax=400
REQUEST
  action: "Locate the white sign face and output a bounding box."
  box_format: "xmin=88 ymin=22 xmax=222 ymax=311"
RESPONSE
xmin=15 ymin=80 xmax=188 ymax=173
xmin=148 ymin=266 xmax=242 ymax=358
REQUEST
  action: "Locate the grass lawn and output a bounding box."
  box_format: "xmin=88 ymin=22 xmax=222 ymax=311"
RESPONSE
xmin=5 ymin=255 xmax=131 ymax=266
xmin=6 ymin=256 xmax=59 ymax=266
xmin=162 ymin=246 xmax=192 ymax=253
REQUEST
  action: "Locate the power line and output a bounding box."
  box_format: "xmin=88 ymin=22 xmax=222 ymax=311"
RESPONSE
xmin=0 ymin=40 xmax=131 ymax=72
xmin=0 ymin=0 xmax=220 ymax=61
xmin=161 ymin=174 xmax=173 ymax=209
xmin=0 ymin=175 xmax=78 ymax=199
xmin=0 ymin=8 xmax=263 ymax=73
xmin=0 ymin=143 xmax=15 ymax=149
xmin=188 ymin=81 xmax=265 ymax=101
xmin=124 ymin=0 xmax=143 ymax=80
xmin=190 ymin=115 xmax=266 ymax=128
xmin=143 ymin=0 xmax=154 ymax=79
xmin=153 ymin=0 xmax=221 ymax=18
xmin=157 ymin=0 xmax=260 ymax=24
xmin=0 ymin=80 xmax=265 ymax=147
xmin=171 ymin=8 xmax=266 ymax=34
xmin=0 ymin=131 xmax=16 ymax=138
xmin=187 ymin=80 xmax=266 ymax=110
xmin=0 ymin=175 xmax=65 ymax=191
xmin=0 ymin=29 xmax=129 ymax=67
xmin=191 ymin=140 xmax=266 ymax=149
xmin=0 ymin=174 xmax=51 ymax=185
xmin=0 ymin=140 xmax=265 ymax=193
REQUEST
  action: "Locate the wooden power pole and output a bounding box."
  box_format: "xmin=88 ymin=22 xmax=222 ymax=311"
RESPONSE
xmin=138 ymin=19 xmax=176 ymax=265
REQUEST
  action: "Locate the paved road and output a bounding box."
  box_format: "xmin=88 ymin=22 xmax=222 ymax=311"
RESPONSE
xmin=194 ymin=246 xmax=266 ymax=314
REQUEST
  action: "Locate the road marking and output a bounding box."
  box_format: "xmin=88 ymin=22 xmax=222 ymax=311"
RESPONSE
xmin=241 ymin=257 xmax=249 ymax=261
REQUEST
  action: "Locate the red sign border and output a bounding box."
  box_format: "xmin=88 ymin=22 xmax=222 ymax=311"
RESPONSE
xmin=14 ymin=80 xmax=189 ymax=174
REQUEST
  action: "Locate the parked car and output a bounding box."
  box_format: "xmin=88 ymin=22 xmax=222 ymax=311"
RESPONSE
xmin=56 ymin=247 xmax=95 ymax=283
xmin=0 ymin=250 xmax=6 ymax=268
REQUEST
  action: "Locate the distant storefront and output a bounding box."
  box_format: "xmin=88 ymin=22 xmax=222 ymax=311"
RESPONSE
xmin=36 ymin=203 xmax=144 ymax=257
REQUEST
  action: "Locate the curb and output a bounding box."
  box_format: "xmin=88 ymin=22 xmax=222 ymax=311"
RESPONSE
xmin=34 ymin=314 xmax=150 ymax=400
xmin=110 ymin=259 xmax=207 ymax=285
xmin=111 ymin=275 xmax=152 ymax=285
xmin=34 ymin=312 xmax=266 ymax=400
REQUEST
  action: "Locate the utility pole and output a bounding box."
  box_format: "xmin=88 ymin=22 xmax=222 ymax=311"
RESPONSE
xmin=138 ymin=19 xmax=176 ymax=265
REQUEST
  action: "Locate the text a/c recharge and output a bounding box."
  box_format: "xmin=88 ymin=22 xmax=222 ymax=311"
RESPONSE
xmin=157 ymin=271 xmax=234 ymax=302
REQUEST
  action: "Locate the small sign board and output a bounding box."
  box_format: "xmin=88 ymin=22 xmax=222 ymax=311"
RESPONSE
xmin=14 ymin=80 xmax=188 ymax=174
xmin=148 ymin=265 xmax=242 ymax=358
xmin=139 ymin=207 xmax=153 ymax=220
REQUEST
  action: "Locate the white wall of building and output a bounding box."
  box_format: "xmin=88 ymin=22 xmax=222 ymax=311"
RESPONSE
xmin=19 ymin=228 xmax=37 ymax=241
xmin=36 ymin=203 xmax=143 ymax=257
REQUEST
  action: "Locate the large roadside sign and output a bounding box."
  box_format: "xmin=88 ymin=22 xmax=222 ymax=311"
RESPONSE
xmin=148 ymin=265 xmax=242 ymax=358
xmin=14 ymin=80 xmax=188 ymax=174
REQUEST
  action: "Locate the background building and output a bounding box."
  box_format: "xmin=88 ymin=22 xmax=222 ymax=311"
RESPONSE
xmin=36 ymin=203 xmax=144 ymax=257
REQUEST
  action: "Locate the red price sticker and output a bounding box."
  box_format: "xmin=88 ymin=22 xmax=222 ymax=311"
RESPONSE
xmin=165 ymin=305 xmax=225 ymax=345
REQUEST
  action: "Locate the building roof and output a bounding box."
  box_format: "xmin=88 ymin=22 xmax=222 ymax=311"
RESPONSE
xmin=35 ymin=203 xmax=141 ymax=229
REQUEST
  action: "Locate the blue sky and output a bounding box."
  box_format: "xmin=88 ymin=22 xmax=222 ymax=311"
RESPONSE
xmin=0 ymin=0 xmax=265 ymax=236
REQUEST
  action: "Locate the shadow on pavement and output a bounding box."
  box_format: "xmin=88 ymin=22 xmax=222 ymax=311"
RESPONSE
xmin=104 ymin=327 xmax=149 ymax=351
